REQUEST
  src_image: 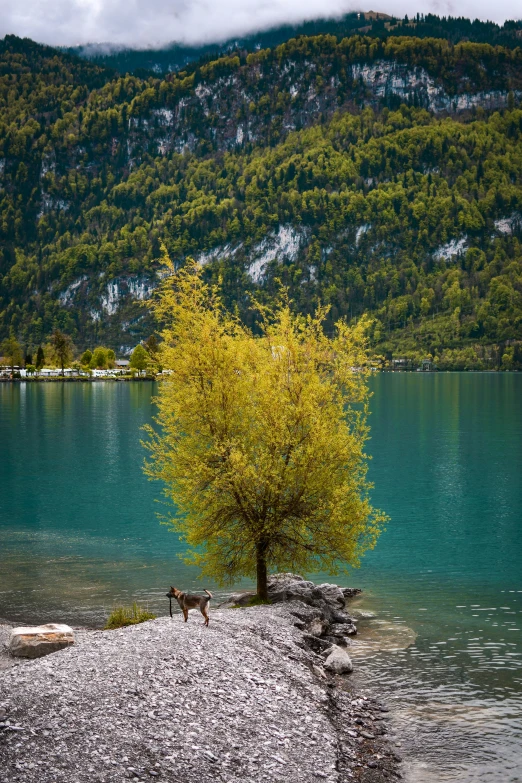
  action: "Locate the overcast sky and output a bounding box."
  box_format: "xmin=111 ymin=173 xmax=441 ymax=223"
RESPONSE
xmin=1 ymin=0 xmax=521 ymax=49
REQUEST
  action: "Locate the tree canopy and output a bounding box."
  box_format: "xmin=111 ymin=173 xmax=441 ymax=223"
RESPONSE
xmin=143 ymin=257 xmax=386 ymax=597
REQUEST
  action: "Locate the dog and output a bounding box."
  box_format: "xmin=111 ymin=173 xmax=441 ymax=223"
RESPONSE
xmin=166 ymin=587 xmax=213 ymax=626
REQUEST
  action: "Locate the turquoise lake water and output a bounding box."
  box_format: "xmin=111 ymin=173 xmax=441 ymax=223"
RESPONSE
xmin=0 ymin=375 xmax=521 ymax=781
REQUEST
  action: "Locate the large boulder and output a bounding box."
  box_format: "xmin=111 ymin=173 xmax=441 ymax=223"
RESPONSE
xmin=323 ymin=645 xmax=353 ymax=675
xmin=9 ymin=624 xmax=75 ymax=659
xmin=315 ymin=583 xmax=346 ymax=610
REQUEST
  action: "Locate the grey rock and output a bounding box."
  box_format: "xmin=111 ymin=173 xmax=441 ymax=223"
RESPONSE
xmin=289 ymin=604 xmax=323 ymax=623
xmin=325 ymin=635 xmax=348 ymax=647
xmin=267 ymin=572 xmax=306 ymax=587
xmin=0 ymin=578 xmax=401 ymax=783
xmin=330 ymin=610 xmax=357 ymax=624
xmin=267 ymin=574 xmax=354 ymax=621
xmin=324 ymin=645 xmax=353 ymax=675
xmin=329 ymin=622 xmax=357 ymax=637
xmin=300 ymin=633 xmax=332 ymax=653
xmin=9 ymin=624 xmax=75 ymax=659
xmin=340 ymin=587 xmax=362 ymax=599
xmin=307 ymin=618 xmax=329 ymax=638
xmin=315 ymin=583 xmax=346 ymax=609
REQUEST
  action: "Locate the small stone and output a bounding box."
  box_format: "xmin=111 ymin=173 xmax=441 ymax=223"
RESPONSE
xmin=359 ymin=731 xmax=375 ymax=740
xmin=324 ymin=646 xmax=353 ymax=675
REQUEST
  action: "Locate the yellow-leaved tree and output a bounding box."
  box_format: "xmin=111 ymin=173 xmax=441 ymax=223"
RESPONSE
xmin=143 ymin=255 xmax=386 ymax=599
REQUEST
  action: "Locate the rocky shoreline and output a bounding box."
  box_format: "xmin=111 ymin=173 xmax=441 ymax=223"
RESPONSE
xmin=0 ymin=577 xmax=402 ymax=782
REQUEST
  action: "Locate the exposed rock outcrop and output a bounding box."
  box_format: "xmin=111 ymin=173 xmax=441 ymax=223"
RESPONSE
xmin=268 ymin=573 xmax=347 ymax=613
xmin=222 ymin=574 xmax=360 ymax=654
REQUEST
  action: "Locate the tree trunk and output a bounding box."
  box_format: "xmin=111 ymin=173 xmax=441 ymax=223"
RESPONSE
xmin=256 ymin=540 xmax=268 ymax=601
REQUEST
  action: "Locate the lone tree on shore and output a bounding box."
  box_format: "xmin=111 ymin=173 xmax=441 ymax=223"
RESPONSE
xmin=51 ymin=329 xmax=73 ymax=375
xmin=144 ymin=257 xmax=386 ymax=599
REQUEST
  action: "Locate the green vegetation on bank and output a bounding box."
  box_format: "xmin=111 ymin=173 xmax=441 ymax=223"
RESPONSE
xmin=104 ymin=603 xmax=156 ymax=629
xmin=0 ymin=332 xmax=156 ymax=374
xmin=0 ymin=32 xmax=522 ymax=368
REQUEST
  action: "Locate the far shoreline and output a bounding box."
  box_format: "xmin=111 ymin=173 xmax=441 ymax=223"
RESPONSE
xmin=1 ymin=369 xmax=521 ymax=383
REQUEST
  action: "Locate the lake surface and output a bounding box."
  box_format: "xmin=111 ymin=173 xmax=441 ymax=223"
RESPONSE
xmin=0 ymin=375 xmax=521 ymax=782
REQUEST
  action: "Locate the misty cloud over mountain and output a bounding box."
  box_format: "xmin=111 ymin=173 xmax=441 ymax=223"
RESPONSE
xmin=1 ymin=0 xmax=521 ymax=48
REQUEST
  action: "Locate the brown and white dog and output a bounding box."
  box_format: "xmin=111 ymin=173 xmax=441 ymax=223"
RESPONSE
xmin=166 ymin=587 xmax=213 ymax=626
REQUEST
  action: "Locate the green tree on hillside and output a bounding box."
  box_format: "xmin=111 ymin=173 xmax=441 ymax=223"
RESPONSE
xmin=0 ymin=336 xmax=23 ymax=372
xmin=90 ymin=347 xmax=108 ymax=369
xmin=51 ymin=330 xmax=73 ymax=375
xmin=143 ymin=259 xmax=386 ymax=599
xmin=36 ymin=346 xmax=45 ymax=369
xmin=130 ymin=344 xmax=149 ymax=372
xmin=145 ymin=335 xmax=159 ymax=358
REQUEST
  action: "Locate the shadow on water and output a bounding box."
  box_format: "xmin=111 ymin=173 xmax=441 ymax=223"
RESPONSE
xmin=0 ymin=375 xmax=521 ymax=781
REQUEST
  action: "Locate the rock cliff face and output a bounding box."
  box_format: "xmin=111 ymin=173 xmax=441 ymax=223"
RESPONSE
xmin=351 ymin=61 xmax=520 ymax=114
xmin=119 ymin=57 xmax=520 ymax=161
xmin=0 ymin=603 xmax=401 ymax=783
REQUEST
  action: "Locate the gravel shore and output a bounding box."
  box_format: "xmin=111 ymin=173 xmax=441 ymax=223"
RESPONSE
xmin=0 ymin=604 xmax=401 ymax=783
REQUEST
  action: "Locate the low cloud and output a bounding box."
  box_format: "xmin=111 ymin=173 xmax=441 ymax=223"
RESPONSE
xmin=1 ymin=0 xmax=520 ymax=49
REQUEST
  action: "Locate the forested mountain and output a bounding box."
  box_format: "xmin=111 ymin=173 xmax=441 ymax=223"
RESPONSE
xmin=72 ymin=13 xmax=522 ymax=76
xmin=1 ymin=30 xmax=522 ymax=368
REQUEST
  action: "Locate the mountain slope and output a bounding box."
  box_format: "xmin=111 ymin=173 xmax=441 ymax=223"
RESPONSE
xmin=71 ymin=13 xmax=522 ymax=76
xmin=1 ymin=33 xmax=522 ymax=367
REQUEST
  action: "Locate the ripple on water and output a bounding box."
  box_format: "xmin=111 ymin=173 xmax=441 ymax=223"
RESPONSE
xmin=349 ymin=594 xmax=522 ymax=783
